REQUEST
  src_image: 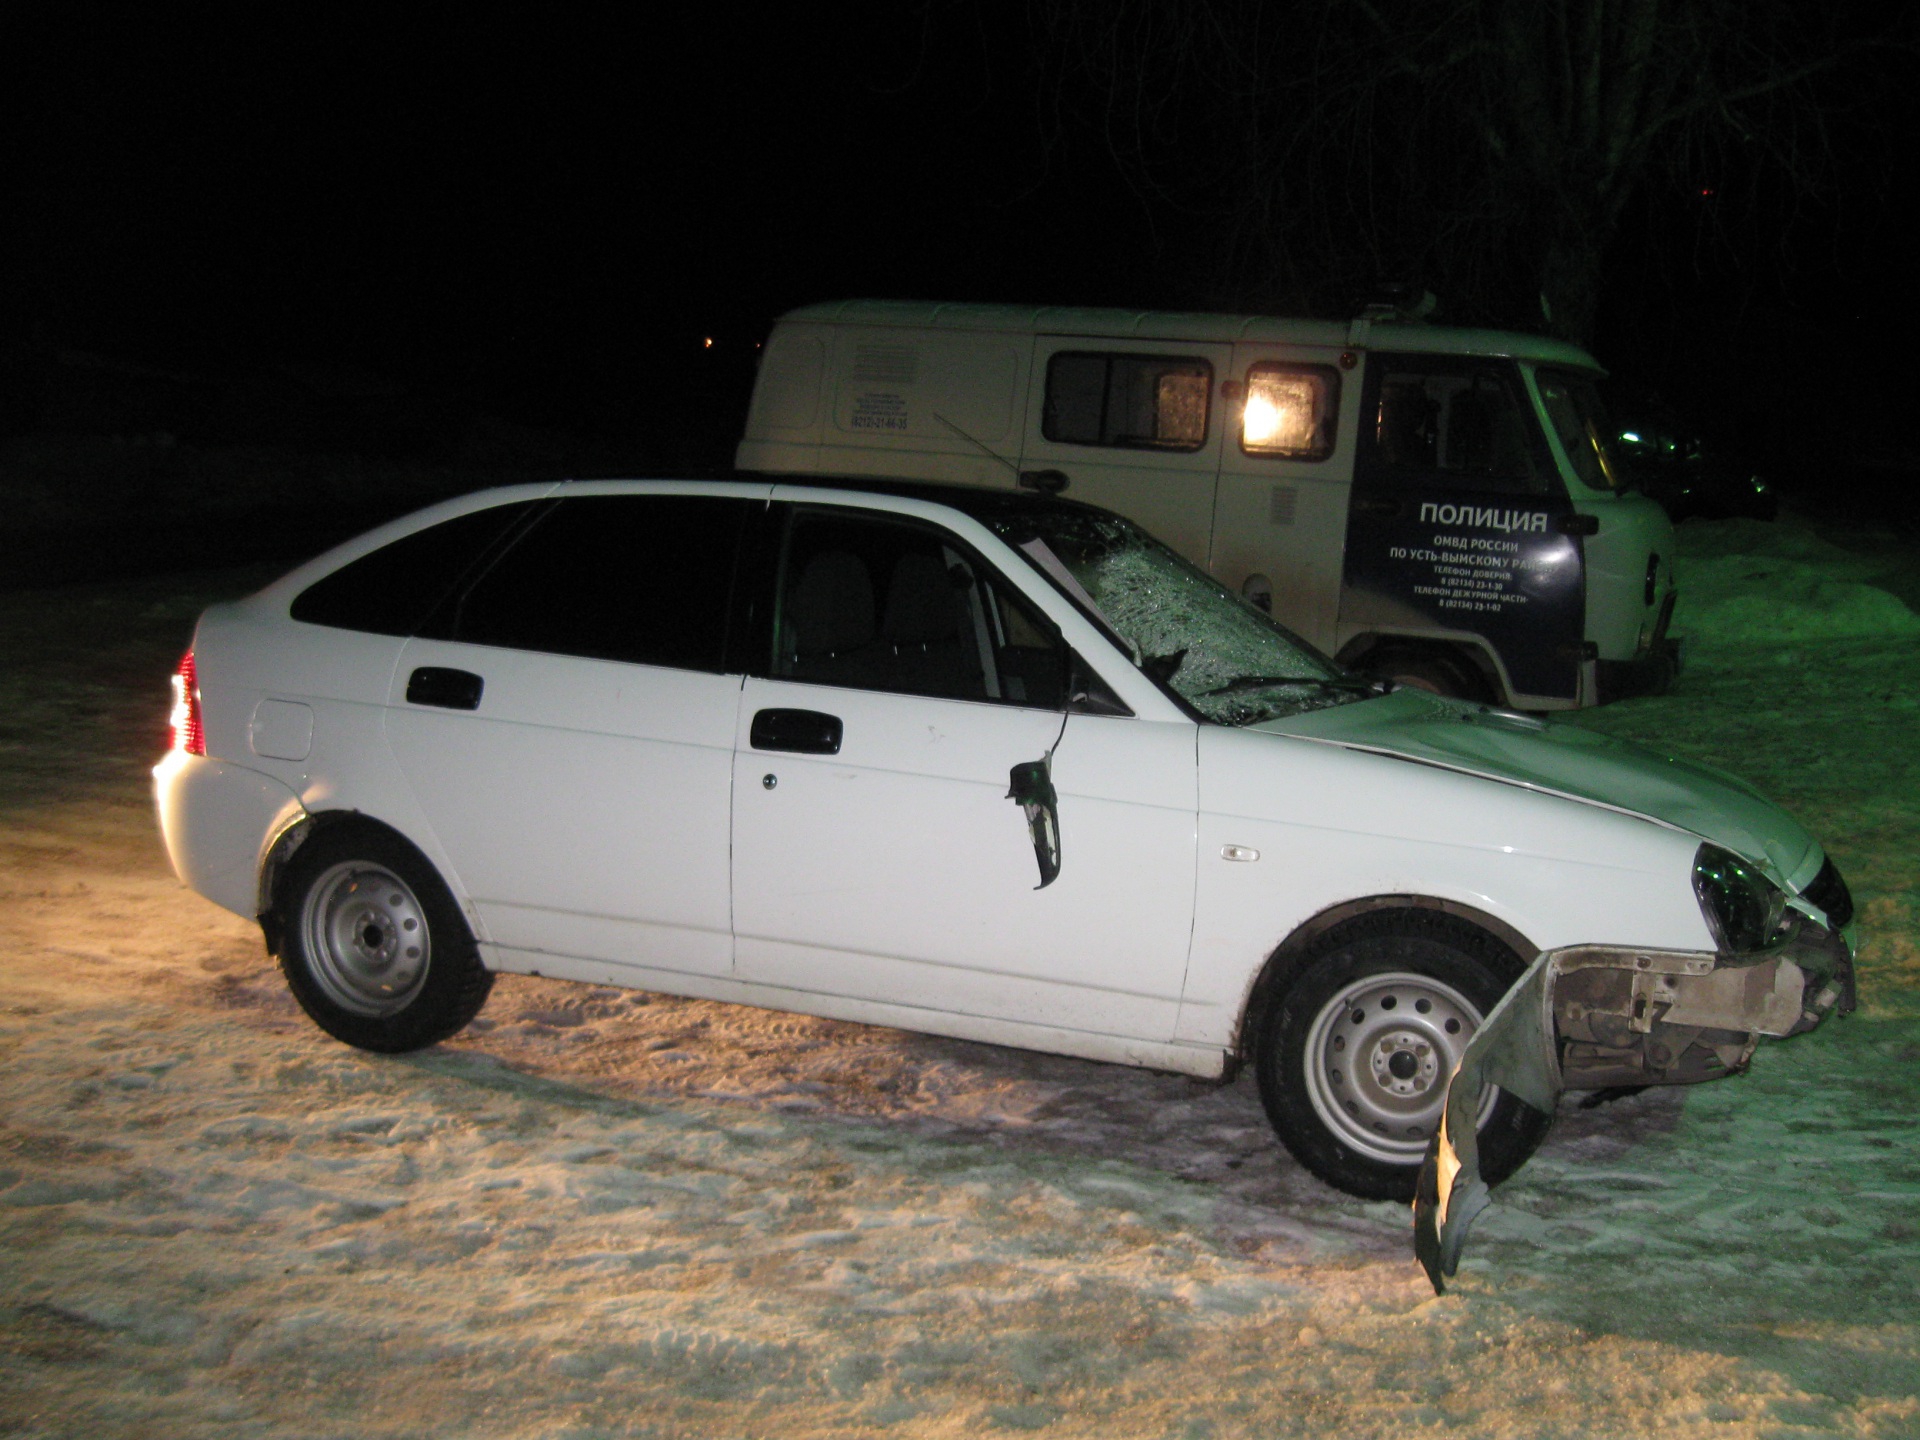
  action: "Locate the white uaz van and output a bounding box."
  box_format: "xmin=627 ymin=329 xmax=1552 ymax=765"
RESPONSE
xmin=737 ymin=300 xmax=1678 ymax=711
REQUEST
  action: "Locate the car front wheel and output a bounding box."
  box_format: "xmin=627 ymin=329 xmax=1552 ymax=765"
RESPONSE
xmin=1255 ymin=911 xmax=1551 ymax=1201
xmin=275 ymin=824 xmax=494 ymax=1053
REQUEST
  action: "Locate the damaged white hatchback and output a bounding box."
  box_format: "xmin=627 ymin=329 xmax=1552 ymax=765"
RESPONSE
xmin=154 ymin=479 xmax=1856 ymax=1290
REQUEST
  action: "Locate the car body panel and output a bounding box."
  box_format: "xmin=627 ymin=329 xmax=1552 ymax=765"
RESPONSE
xmin=1260 ymin=687 xmax=1820 ymax=888
xmin=384 ymin=637 xmax=741 ymax=978
xmin=1177 ymin=724 xmax=1710 ymax=1046
xmin=731 ymin=679 xmax=1199 ymax=1040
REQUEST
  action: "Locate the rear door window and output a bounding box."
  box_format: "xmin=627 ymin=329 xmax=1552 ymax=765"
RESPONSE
xmin=290 ymin=502 xmax=539 ymax=635
xmin=433 ymin=494 xmax=752 ymax=672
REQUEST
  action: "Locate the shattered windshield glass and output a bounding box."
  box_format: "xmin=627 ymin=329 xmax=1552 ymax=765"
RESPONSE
xmin=991 ymin=508 xmax=1379 ymax=724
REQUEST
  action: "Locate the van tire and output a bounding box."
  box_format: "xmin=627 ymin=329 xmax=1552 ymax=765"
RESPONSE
xmin=275 ymin=825 xmax=494 ymax=1054
xmin=1254 ymin=910 xmax=1551 ymax=1201
xmin=1364 ymin=645 xmax=1494 ymax=703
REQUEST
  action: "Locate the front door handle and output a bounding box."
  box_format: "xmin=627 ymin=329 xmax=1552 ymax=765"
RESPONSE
xmin=407 ymin=666 xmax=484 ymax=711
xmin=750 ymin=708 xmax=843 ymax=755
xmin=1351 ymin=495 xmax=1400 ymax=518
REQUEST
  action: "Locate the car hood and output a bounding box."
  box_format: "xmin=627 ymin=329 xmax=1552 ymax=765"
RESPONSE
xmin=1256 ymin=689 xmax=1819 ymax=887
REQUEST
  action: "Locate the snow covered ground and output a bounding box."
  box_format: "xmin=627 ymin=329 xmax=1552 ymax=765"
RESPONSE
xmin=3 ymin=513 xmax=1917 ymax=1438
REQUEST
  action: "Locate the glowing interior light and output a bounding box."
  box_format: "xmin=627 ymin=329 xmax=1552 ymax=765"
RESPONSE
xmin=1243 ymin=392 xmax=1287 ymax=445
xmin=703 ymin=337 xmax=714 ymax=349
xmin=1620 ymin=430 xmax=1641 ymax=443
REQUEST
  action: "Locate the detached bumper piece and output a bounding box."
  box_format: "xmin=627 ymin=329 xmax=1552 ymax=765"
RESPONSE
xmin=1412 ymin=918 xmax=1853 ymax=1293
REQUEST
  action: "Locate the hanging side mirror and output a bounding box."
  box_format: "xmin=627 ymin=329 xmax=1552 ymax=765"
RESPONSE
xmin=1006 ymin=758 xmax=1062 ymax=889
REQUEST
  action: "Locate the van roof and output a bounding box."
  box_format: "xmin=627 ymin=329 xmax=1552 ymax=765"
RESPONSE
xmin=779 ymin=299 xmax=1601 ymax=370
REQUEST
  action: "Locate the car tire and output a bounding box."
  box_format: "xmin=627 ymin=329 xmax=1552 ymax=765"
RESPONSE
xmin=1255 ymin=910 xmax=1552 ymax=1201
xmin=275 ymin=824 xmax=494 ymax=1054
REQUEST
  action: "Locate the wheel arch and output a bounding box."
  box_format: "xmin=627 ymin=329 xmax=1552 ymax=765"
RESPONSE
xmin=1230 ymin=894 xmax=1538 ymax=1066
xmin=257 ymin=810 xmax=450 ymax=956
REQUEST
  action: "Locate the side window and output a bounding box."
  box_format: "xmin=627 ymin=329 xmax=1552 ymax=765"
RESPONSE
xmin=1240 ymin=363 xmax=1339 ymax=460
xmin=1043 ymin=352 xmax=1212 ymax=451
xmin=438 ymin=494 xmax=750 ymax=671
xmin=290 ymin=502 xmax=537 ymax=636
xmin=1370 ymin=362 xmax=1547 ymax=494
xmin=772 ymin=508 xmax=1067 ymax=707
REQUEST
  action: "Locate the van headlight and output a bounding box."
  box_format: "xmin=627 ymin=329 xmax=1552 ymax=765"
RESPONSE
xmin=1693 ymin=843 xmax=1798 ymax=954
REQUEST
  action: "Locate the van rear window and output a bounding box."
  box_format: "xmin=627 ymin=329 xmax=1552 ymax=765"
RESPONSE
xmin=1043 ymin=352 xmax=1211 ymax=452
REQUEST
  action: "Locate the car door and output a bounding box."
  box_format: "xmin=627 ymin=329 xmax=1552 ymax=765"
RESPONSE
xmin=383 ymin=488 xmax=759 ymax=979
xmin=730 ymin=501 xmax=1199 ymax=1042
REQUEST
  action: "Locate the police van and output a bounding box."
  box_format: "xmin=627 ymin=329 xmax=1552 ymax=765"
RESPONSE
xmin=735 ymin=299 xmax=1678 ymax=709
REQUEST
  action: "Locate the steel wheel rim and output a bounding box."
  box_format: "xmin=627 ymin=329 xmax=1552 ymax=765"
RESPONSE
xmin=300 ymin=861 xmax=431 ymax=1017
xmin=1301 ymin=970 xmax=1494 ymax=1164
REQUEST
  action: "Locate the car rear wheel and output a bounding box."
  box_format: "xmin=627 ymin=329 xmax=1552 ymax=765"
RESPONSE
xmin=276 ymin=825 xmax=493 ymax=1053
xmin=1255 ymin=911 xmax=1551 ymax=1200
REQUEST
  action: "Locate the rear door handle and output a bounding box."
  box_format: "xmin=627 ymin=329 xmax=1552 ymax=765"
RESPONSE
xmin=406 ymin=666 xmax=484 ymax=711
xmin=750 ymin=708 xmax=843 ymax=755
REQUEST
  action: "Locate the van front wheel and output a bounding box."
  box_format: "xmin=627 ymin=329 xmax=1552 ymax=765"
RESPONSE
xmin=1255 ymin=912 xmax=1551 ymax=1200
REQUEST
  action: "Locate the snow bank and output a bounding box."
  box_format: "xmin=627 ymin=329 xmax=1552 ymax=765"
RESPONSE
xmin=1671 ymin=513 xmax=1920 ymax=646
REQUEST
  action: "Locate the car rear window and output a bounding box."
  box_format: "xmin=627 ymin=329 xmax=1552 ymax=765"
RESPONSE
xmin=290 ymin=502 xmax=539 ymax=636
xmin=434 ymin=493 xmax=751 ymax=672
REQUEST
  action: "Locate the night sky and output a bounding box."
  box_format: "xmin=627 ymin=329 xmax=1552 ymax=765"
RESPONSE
xmin=5 ymin=4 xmax=1914 ymax=488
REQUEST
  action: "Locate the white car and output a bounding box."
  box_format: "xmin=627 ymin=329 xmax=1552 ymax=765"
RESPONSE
xmin=154 ymin=479 xmax=1855 ymax=1282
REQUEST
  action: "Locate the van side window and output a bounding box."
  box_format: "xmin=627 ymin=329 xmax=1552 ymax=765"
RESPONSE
xmin=772 ymin=508 xmax=1068 ymax=707
xmin=1240 ymin=363 xmax=1339 ymax=460
xmin=1370 ymin=363 xmax=1547 ymax=494
xmin=1043 ymin=352 xmax=1212 ymax=452
xmin=434 ymin=494 xmax=750 ymax=671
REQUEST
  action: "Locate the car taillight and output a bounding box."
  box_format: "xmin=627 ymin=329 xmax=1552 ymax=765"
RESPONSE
xmin=170 ymin=650 xmax=206 ymax=756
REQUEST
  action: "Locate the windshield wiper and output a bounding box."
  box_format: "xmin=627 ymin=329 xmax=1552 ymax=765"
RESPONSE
xmin=1198 ymin=674 xmax=1392 ymax=699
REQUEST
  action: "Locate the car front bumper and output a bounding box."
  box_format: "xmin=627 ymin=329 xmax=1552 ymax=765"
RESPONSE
xmin=1412 ymin=917 xmax=1856 ymax=1291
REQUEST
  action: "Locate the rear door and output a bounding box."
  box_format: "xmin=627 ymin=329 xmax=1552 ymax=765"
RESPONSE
xmin=383 ymin=489 xmax=758 ymax=979
xmin=1340 ymin=354 xmax=1586 ymax=702
xmin=1018 ymin=340 xmax=1231 ymax=570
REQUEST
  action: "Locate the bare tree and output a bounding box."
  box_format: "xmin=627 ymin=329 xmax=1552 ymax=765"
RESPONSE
xmin=1031 ymin=0 xmax=1910 ymax=343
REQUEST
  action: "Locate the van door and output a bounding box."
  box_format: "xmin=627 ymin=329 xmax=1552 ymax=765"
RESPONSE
xmin=1340 ymin=354 xmax=1586 ymax=704
xmin=1210 ymin=345 xmax=1359 ymax=655
xmin=1018 ymin=339 xmax=1232 ymax=568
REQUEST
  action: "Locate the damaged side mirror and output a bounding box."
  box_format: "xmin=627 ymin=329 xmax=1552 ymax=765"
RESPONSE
xmin=1006 ymin=758 xmax=1062 ymax=889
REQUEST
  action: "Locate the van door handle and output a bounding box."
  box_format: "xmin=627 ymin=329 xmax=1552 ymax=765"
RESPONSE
xmin=750 ymin=708 xmax=843 ymax=755
xmin=406 ymin=666 xmax=484 ymax=711
xmin=1351 ymin=496 xmax=1400 ymax=518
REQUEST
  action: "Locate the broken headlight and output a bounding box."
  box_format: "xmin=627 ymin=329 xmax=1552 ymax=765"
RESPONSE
xmin=1692 ymin=843 xmax=1798 ymax=954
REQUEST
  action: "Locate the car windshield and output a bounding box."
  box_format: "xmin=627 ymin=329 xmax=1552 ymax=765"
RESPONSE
xmin=990 ymin=507 xmax=1375 ymax=724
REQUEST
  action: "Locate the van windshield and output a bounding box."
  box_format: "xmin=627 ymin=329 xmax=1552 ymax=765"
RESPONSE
xmin=1536 ymin=370 xmax=1627 ymax=493
xmin=991 ymin=509 xmax=1378 ymax=724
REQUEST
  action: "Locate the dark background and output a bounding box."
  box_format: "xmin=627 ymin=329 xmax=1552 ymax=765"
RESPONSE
xmin=4 ymin=2 xmax=1916 ymax=582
